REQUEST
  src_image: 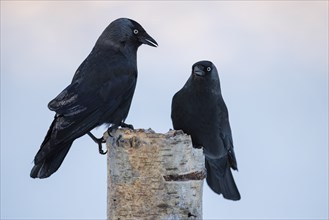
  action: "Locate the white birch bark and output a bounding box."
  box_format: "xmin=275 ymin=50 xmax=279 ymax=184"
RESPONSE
xmin=106 ymin=128 xmax=206 ymax=220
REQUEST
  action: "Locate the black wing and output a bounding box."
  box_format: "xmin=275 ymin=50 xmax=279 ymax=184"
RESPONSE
xmin=35 ymin=49 xmax=137 ymax=163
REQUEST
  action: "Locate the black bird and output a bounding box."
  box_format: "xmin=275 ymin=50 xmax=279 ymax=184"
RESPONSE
xmin=171 ymin=61 xmax=240 ymax=200
xmin=31 ymin=18 xmax=158 ymax=179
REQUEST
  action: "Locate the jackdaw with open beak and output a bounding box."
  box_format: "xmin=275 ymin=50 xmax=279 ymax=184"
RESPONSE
xmin=31 ymin=18 xmax=158 ymax=179
xmin=171 ymin=60 xmax=240 ymax=201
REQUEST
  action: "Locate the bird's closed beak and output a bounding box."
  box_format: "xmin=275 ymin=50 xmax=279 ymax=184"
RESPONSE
xmin=193 ymin=65 xmax=205 ymax=76
xmin=140 ymin=32 xmax=158 ymax=47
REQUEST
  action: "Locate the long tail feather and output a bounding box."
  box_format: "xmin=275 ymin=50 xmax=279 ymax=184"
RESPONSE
xmin=205 ymin=158 xmax=240 ymax=201
xmin=30 ymin=116 xmax=73 ymax=179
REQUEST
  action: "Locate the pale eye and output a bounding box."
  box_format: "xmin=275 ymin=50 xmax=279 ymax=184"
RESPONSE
xmin=207 ymin=67 xmax=212 ymax=72
xmin=133 ymin=29 xmax=139 ymax=34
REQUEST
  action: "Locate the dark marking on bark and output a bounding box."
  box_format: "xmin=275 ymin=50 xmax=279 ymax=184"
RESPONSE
xmin=163 ymin=170 xmax=206 ymax=181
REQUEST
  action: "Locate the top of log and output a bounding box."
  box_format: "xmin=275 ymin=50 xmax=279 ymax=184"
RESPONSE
xmin=105 ymin=128 xmax=206 ymax=181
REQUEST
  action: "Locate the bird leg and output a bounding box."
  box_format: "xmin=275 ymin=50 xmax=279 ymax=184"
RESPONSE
xmin=85 ymin=123 xmax=135 ymax=155
xmin=86 ymin=121 xmax=133 ymax=155
xmin=120 ymin=122 xmax=134 ymax=129
xmin=107 ymin=122 xmax=134 ymax=136
xmin=87 ymin=132 xmax=107 ymax=155
xmin=107 ymin=124 xmax=119 ymax=137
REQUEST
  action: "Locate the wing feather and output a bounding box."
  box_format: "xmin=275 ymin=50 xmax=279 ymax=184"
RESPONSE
xmin=45 ymin=49 xmax=137 ymax=146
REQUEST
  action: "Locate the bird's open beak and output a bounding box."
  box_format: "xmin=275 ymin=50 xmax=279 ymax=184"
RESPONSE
xmin=140 ymin=33 xmax=158 ymax=47
xmin=193 ymin=65 xmax=205 ymax=76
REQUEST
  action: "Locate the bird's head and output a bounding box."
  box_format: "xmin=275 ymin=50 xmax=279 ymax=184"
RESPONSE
xmin=192 ymin=61 xmax=218 ymax=78
xmin=96 ymin=18 xmax=158 ymax=49
xmin=189 ymin=60 xmax=222 ymax=94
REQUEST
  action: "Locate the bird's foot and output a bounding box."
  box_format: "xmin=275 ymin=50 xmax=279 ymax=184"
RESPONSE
xmin=120 ymin=122 xmax=134 ymax=130
xmin=193 ymin=145 xmax=203 ymax=149
xmin=107 ymin=125 xmax=119 ymax=137
xmin=98 ymin=140 xmax=107 ymax=155
xmin=106 ymin=123 xmax=134 ymax=137
xmin=87 ymin=132 xmax=107 ymax=155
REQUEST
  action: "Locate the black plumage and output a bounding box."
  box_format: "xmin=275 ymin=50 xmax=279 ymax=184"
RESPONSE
xmin=31 ymin=18 xmax=158 ymax=179
xmin=171 ymin=60 xmax=240 ymax=201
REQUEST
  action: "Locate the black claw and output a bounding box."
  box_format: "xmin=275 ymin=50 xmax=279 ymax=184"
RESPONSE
xmin=87 ymin=132 xmax=107 ymax=155
xmin=107 ymin=125 xmax=119 ymax=137
xmin=106 ymin=122 xmax=134 ymax=138
xmin=120 ymin=122 xmax=134 ymax=129
xmin=97 ymin=136 xmax=107 ymax=155
xmin=98 ymin=142 xmax=107 ymax=155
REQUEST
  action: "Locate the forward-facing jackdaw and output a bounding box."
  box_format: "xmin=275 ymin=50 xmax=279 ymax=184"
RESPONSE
xmin=171 ymin=60 xmax=240 ymax=201
xmin=31 ymin=18 xmax=158 ymax=179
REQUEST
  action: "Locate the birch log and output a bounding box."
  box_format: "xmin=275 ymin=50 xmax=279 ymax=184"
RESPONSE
xmin=106 ymin=128 xmax=206 ymax=220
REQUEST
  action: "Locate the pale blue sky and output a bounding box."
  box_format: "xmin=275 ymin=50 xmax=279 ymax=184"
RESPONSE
xmin=1 ymin=1 xmax=328 ymax=219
